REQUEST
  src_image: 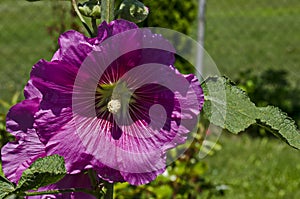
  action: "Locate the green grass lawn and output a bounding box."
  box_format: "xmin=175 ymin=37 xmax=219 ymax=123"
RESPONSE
xmin=205 ymin=0 xmax=300 ymax=83
xmin=0 ymin=0 xmax=55 ymax=105
xmin=204 ymin=133 xmax=300 ymax=199
xmin=0 ymin=0 xmax=300 ymax=198
xmin=0 ymin=0 xmax=84 ymax=110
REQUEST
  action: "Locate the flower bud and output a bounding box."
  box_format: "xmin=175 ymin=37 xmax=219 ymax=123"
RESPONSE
xmin=78 ymin=0 xmax=101 ymax=19
xmin=118 ymin=0 xmax=149 ymax=23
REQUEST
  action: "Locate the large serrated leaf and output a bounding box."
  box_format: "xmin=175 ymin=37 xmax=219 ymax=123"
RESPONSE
xmin=258 ymin=106 xmax=300 ymax=149
xmin=202 ymin=76 xmax=300 ymax=149
xmin=0 ymin=176 xmax=15 ymax=199
xmin=16 ymin=155 xmax=66 ymax=191
xmin=202 ymin=76 xmax=257 ymax=133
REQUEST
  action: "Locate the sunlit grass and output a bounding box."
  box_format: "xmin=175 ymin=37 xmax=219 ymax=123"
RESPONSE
xmin=205 ymin=0 xmax=300 ymax=83
xmin=204 ymin=133 xmax=300 ymax=198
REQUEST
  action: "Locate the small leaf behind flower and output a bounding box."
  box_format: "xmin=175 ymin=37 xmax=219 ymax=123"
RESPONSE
xmin=0 ymin=176 xmax=15 ymax=199
xmin=202 ymin=76 xmax=300 ymax=149
xmin=16 ymin=155 xmax=66 ymax=191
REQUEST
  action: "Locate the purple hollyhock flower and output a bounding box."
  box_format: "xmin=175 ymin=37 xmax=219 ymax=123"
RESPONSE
xmin=1 ymin=19 xmax=204 ymax=197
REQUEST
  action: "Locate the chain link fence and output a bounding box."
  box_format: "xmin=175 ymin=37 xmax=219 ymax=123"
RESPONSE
xmin=1 ymin=0 xmax=299 ymax=108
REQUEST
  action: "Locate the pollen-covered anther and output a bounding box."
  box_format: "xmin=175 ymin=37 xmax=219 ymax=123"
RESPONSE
xmin=107 ymin=99 xmax=121 ymax=114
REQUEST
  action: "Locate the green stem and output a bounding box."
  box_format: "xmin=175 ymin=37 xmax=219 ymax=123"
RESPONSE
xmin=88 ymin=169 xmax=98 ymax=189
xmin=104 ymin=183 xmax=114 ymax=199
xmin=71 ymin=0 xmax=93 ymax=37
xmin=19 ymin=188 xmax=97 ymax=197
xmin=101 ymin=0 xmax=115 ymax=23
xmin=92 ymin=18 xmax=98 ymax=37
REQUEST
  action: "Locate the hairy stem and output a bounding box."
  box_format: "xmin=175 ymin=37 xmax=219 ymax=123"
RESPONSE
xmin=104 ymin=183 xmax=114 ymax=199
xmin=19 ymin=188 xmax=97 ymax=197
xmin=92 ymin=18 xmax=98 ymax=36
xmin=88 ymin=169 xmax=98 ymax=189
xmin=101 ymin=0 xmax=115 ymax=23
xmin=71 ymin=0 xmax=93 ymax=37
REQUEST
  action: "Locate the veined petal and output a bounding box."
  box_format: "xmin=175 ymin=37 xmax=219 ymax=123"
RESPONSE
xmin=31 ymin=60 xmax=77 ymax=94
xmin=51 ymin=30 xmax=94 ymax=67
xmin=30 ymin=60 xmax=77 ymax=114
xmin=2 ymin=98 xmax=46 ymax=183
xmin=121 ymin=167 xmax=166 ymax=186
xmin=25 ymin=173 xmax=95 ymax=199
xmin=24 ymin=79 xmax=42 ymax=100
xmin=1 ymin=129 xmax=46 ymax=183
xmin=34 ymin=108 xmax=93 ymax=173
xmin=6 ymin=98 xmax=40 ymax=136
xmin=52 ymin=20 xmax=138 ymax=67
xmin=97 ymin=20 xmax=137 ymax=39
xmin=92 ymin=159 xmax=125 ymax=183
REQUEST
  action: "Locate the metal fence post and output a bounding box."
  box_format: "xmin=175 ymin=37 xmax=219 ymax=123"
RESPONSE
xmin=196 ymin=0 xmax=206 ymax=81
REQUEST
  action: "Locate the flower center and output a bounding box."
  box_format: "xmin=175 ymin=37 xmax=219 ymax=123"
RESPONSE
xmin=107 ymin=99 xmax=121 ymax=114
xmin=95 ymin=81 xmax=135 ymax=116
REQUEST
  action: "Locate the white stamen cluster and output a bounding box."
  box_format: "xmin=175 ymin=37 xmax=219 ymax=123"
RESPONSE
xmin=107 ymin=99 xmax=121 ymax=114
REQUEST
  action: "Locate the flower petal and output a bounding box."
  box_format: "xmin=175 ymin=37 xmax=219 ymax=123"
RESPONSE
xmin=24 ymin=79 xmax=42 ymax=100
xmin=25 ymin=173 xmax=95 ymax=199
xmin=2 ymin=98 xmax=46 ymax=183
xmin=6 ymin=98 xmax=40 ymax=136
xmin=121 ymin=168 xmax=165 ymax=186
xmin=92 ymin=160 xmax=125 ymax=183
xmin=52 ymin=20 xmax=138 ymax=67
xmin=51 ymin=30 xmax=94 ymax=67
xmin=1 ymin=129 xmax=46 ymax=183
xmin=34 ymin=108 xmax=93 ymax=173
xmin=30 ymin=60 xmax=77 ymax=114
xmin=97 ymin=20 xmax=138 ymax=39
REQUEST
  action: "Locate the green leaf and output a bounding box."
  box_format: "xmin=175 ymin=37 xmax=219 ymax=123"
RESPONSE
xmin=78 ymin=0 xmax=101 ymax=19
xmin=0 ymin=100 xmax=10 ymax=109
xmin=11 ymin=91 xmax=20 ymax=105
xmin=0 ymin=176 xmax=15 ymax=199
xmin=258 ymin=106 xmax=300 ymax=149
xmin=202 ymin=76 xmax=257 ymax=133
xmin=16 ymin=155 xmax=66 ymax=192
xmin=118 ymin=0 xmax=149 ymax=23
xmin=202 ymin=76 xmax=300 ymax=149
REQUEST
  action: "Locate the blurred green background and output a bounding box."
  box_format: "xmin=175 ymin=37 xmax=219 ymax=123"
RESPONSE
xmin=0 ymin=0 xmax=300 ymax=198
